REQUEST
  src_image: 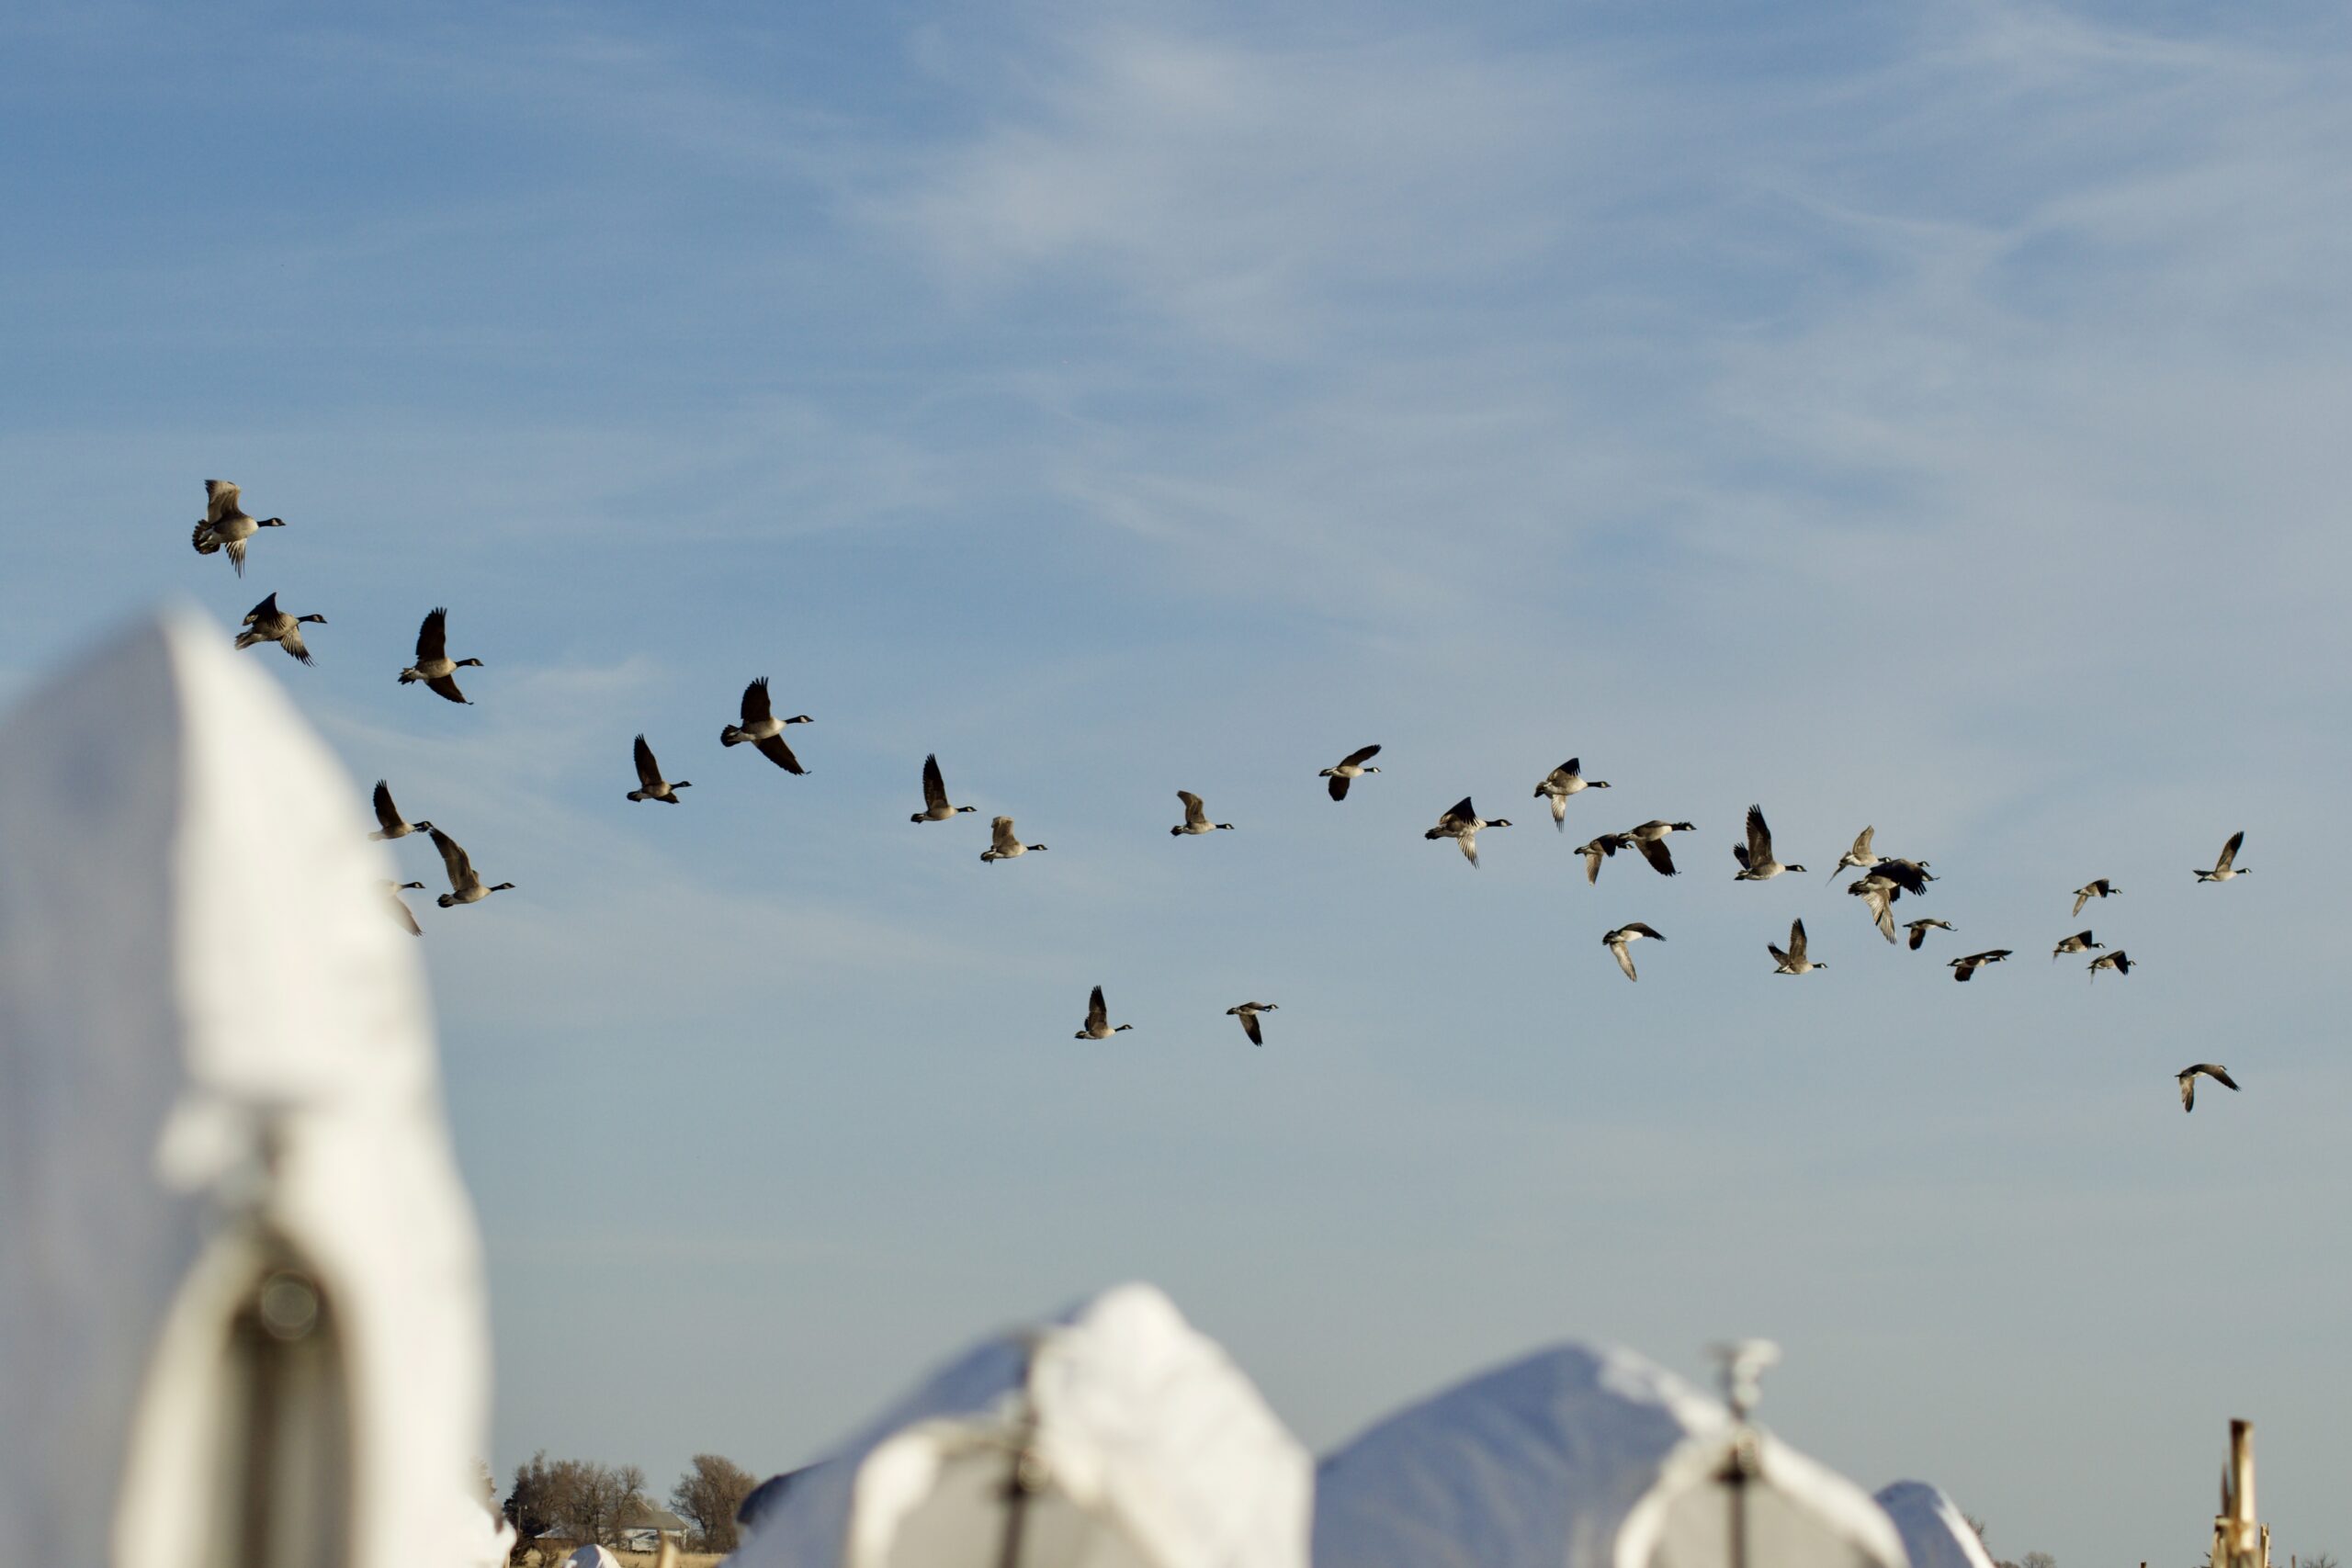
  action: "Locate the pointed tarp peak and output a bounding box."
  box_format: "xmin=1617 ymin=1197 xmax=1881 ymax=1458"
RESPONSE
xmin=1874 ymin=1481 xmax=1995 ymax=1568
xmin=0 ymin=607 xmax=493 ymax=1568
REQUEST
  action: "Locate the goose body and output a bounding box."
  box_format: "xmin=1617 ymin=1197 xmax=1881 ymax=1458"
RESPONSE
xmin=627 ymin=734 xmax=689 ymax=803
xmin=1577 ymin=832 xmax=1634 ymax=886
xmin=1533 ymin=758 xmax=1610 ymax=828
xmin=1732 ymin=804 xmax=1804 ymax=880
xmin=428 ymin=826 xmax=514 ymax=907
xmin=1828 ymin=826 xmax=1880 ymax=882
xmin=720 ymin=676 xmax=811 ymax=773
xmin=189 ymin=479 xmax=285 ymax=576
xmin=1171 ymin=790 xmax=1234 ymax=835
xmin=2072 ymin=878 xmax=2119 ymax=917
xmin=2087 ymin=950 xmax=2133 ymax=980
xmin=368 ymin=780 xmax=432 ymax=840
xmin=1627 ymin=820 xmax=1695 ymax=877
xmin=1603 ymin=921 xmax=1665 ymax=982
xmin=1075 ymin=985 xmax=1133 ymax=1040
xmin=2195 ymin=831 xmax=2246 ymax=882
xmin=1768 ymin=918 xmax=1823 ymax=975
xmin=981 ymin=816 xmax=1046 ymax=863
xmin=1227 ymin=1001 xmax=1277 ymax=1046
xmin=1849 ymin=874 xmax=1901 ymax=943
xmin=233 ymin=592 xmax=326 ymax=665
xmin=1904 ymin=918 xmax=1954 ymax=951
xmin=1319 ymin=744 xmax=1383 ymax=801
xmin=2051 ymin=931 xmax=2104 ymax=962
xmin=398 ymin=607 xmax=484 ymax=704
xmin=2177 ymin=1063 xmax=2239 ymax=1111
xmin=911 ymin=754 xmax=976 ymax=822
xmin=1947 ymin=949 xmax=2011 ymax=982
xmin=1426 ymin=796 xmax=1511 ymax=866
xmin=383 ymin=879 xmax=426 ymax=936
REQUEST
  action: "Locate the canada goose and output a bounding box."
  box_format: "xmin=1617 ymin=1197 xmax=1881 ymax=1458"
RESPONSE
xmin=1732 ymin=805 xmax=1805 ymax=880
xmin=189 ymin=479 xmax=285 ymax=576
xmin=1075 ymin=985 xmax=1133 ymax=1040
xmin=720 ymin=677 xmax=812 ymax=773
xmin=910 ymin=754 xmax=976 ymax=823
xmin=397 ymin=608 xmax=483 ymax=704
xmin=2072 ymin=878 xmax=2119 ymax=917
xmin=627 ymin=734 xmax=689 ymax=803
xmin=1904 ymin=918 xmax=1955 ymax=951
xmin=1828 ymin=826 xmax=1881 ymax=882
xmin=2051 ymin=931 xmax=2104 ymax=962
xmin=1171 ymin=791 xmax=1234 ymax=836
xmin=1319 ymin=744 xmax=1383 ymax=801
xmin=427 ymin=826 xmax=514 ymax=908
xmin=1848 ymin=874 xmax=1900 ymax=943
xmin=981 ymin=816 xmax=1046 ymax=863
xmin=1603 ymin=922 xmax=1665 ymax=982
xmin=2177 ymin=1063 xmax=2240 ymax=1112
xmin=1533 ymin=758 xmax=1610 ymax=829
xmin=2087 ymin=950 xmax=2133 ymax=980
xmin=368 ymin=780 xmax=432 ymax=840
xmin=2195 ymin=831 xmax=2246 ymax=882
xmin=1426 ymin=797 xmax=1511 ymax=866
xmin=1769 ymin=918 xmax=1823 ymax=975
xmin=383 ymin=880 xmax=426 ymax=936
xmin=1872 ymin=858 xmax=1935 ymax=896
xmin=233 ymin=592 xmax=326 ymax=665
xmin=1947 ymin=949 xmax=2012 ymax=982
xmin=1227 ymin=1001 xmax=1277 ymax=1046
xmin=1577 ymin=832 xmax=1634 ymax=886
xmin=1627 ymin=820 xmax=1695 ymax=877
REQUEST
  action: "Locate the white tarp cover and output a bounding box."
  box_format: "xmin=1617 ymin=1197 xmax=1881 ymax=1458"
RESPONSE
xmin=0 ymin=611 xmax=493 ymax=1568
xmin=1312 ymin=1343 xmax=1909 ymax=1568
xmin=729 ymin=1281 xmax=1312 ymax=1568
xmin=566 ymin=1548 xmax=623 ymax=1568
xmin=1874 ymin=1483 xmax=1996 ymax=1568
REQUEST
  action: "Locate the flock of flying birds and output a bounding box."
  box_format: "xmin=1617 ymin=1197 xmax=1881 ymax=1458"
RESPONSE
xmin=195 ymin=479 xmax=2251 ymax=1111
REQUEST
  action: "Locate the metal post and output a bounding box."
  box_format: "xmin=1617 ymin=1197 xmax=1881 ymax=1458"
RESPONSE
xmin=1710 ymin=1342 xmax=1780 ymax=1568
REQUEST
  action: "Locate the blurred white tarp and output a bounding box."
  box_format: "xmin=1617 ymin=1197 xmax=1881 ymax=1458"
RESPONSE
xmin=729 ymin=1282 xmax=1312 ymax=1568
xmin=1873 ymin=1482 xmax=1996 ymax=1568
xmin=0 ymin=611 xmax=494 ymax=1568
xmin=1312 ymin=1343 xmax=1907 ymax=1568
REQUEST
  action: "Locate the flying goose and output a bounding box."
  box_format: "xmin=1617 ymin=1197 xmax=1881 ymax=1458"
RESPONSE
xmin=720 ymin=677 xmax=811 ymax=773
xmin=427 ymin=826 xmax=514 ymax=908
xmin=1627 ymin=820 xmax=1696 ymax=877
xmin=1426 ymin=797 xmax=1511 ymax=866
xmin=1319 ymin=744 xmax=1383 ymax=801
xmin=368 ymin=780 xmax=431 ymax=841
xmin=1848 ymin=875 xmax=1900 ymax=943
xmin=2195 ymin=831 xmax=2246 ymax=883
xmin=189 ymin=479 xmax=285 ymax=576
xmin=981 ymin=816 xmax=1046 ymax=863
xmin=2072 ymin=878 xmax=2119 ymax=917
xmin=1904 ymin=918 xmax=1955 ymax=951
xmin=1603 ymin=922 xmax=1665 ymax=982
xmin=233 ymin=592 xmax=326 ymax=665
xmin=1227 ymin=1001 xmax=1277 ymax=1046
xmin=627 ymin=735 xmax=689 ymax=803
xmin=1171 ymin=791 xmax=1234 ymax=836
xmin=1577 ymin=832 xmax=1634 ymax=886
xmin=1769 ymin=918 xmax=1823 ymax=975
xmin=1947 ymin=949 xmax=2012 ymax=982
xmin=1732 ymin=805 xmax=1804 ymax=881
xmin=1872 ymin=858 xmax=1936 ymax=896
xmin=383 ymin=879 xmax=426 ymax=936
xmin=910 ymin=754 xmax=976 ymax=822
xmin=398 ymin=608 xmax=483 ymax=704
xmin=2052 ymin=931 xmax=2104 ymax=962
xmin=1075 ymin=985 xmax=1133 ymax=1040
xmin=2177 ymin=1063 xmax=2240 ymax=1112
xmin=2087 ymin=950 xmax=2133 ymax=980
xmin=1828 ymin=826 xmax=1881 ymax=882
xmin=1533 ymin=758 xmax=1610 ymax=829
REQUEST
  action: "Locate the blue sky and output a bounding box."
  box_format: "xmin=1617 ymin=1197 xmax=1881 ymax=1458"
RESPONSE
xmin=6 ymin=1 xmax=2352 ymax=1561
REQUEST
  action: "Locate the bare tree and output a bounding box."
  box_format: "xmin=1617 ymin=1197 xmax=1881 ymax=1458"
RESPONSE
xmin=505 ymin=1454 xmax=648 ymax=1548
xmin=2019 ymin=1551 xmax=2057 ymax=1568
xmin=672 ymin=1453 xmax=760 ymax=1553
xmin=2301 ymin=1554 xmax=2339 ymax=1568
